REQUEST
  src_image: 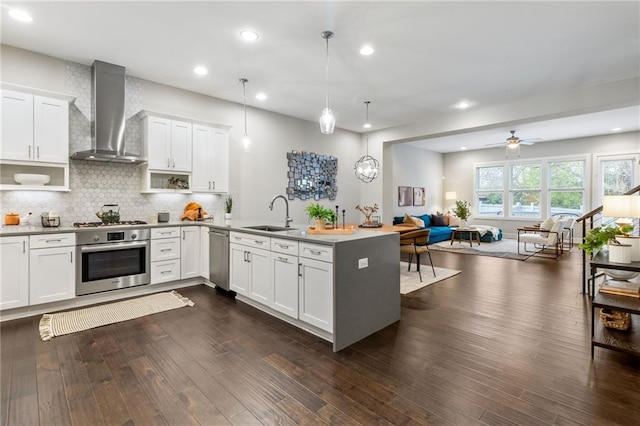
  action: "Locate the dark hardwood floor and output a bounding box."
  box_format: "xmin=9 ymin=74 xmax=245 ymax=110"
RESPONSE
xmin=2 ymin=248 xmax=639 ymax=425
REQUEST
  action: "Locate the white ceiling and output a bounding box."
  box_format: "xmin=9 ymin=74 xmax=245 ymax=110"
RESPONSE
xmin=2 ymin=1 xmax=639 ymax=152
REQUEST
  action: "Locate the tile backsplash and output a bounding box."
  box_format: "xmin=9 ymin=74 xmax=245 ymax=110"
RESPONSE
xmin=1 ymin=60 xmax=227 ymax=226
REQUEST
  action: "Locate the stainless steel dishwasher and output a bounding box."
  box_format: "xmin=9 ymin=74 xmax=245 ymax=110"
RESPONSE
xmin=209 ymin=229 xmax=230 ymax=290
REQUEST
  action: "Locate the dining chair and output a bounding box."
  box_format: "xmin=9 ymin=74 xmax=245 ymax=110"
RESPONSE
xmin=399 ymin=228 xmax=435 ymax=282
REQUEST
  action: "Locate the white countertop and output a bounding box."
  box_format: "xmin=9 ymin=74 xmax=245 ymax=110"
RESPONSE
xmin=0 ymin=219 xmax=396 ymax=244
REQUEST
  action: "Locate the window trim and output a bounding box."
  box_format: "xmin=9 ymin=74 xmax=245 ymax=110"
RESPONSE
xmin=474 ymin=154 xmax=590 ymax=221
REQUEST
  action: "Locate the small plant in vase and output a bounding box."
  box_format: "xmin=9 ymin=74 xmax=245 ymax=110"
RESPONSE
xmin=224 ymin=196 xmax=233 ymax=220
xmin=305 ymin=203 xmax=335 ymax=230
xmin=355 ymin=204 xmax=380 ymax=227
xmin=452 ymin=200 xmax=471 ymax=228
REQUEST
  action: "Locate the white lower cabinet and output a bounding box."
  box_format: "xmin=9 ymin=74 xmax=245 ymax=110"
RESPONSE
xmin=271 ymin=238 xmax=300 ymax=319
xmin=180 ymin=226 xmax=200 ymax=279
xmin=298 ymin=243 xmax=333 ymax=333
xmin=0 ymin=236 xmax=29 ymax=310
xmin=200 ymin=226 xmax=209 ymax=279
xmin=29 ymin=233 xmax=76 ymax=305
xmin=229 ymin=232 xmax=272 ymax=304
xmin=151 ymin=260 xmax=181 ymax=284
xmin=151 ymin=227 xmax=180 ymax=284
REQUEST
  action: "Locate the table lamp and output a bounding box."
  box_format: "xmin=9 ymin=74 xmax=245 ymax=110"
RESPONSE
xmin=604 ymin=195 xmax=640 ymax=262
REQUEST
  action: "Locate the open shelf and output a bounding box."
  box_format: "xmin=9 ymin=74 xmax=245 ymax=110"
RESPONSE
xmin=0 ymin=162 xmax=69 ymax=191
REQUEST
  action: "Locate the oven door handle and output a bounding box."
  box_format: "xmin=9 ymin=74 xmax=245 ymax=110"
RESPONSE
xmin=79 ymin=240 xmax=148 ymax=253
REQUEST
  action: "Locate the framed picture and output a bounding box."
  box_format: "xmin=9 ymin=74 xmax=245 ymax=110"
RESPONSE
xmin=398 ymin=186 xmax=413 ymax=206
xmin=413 ymin=187 xmax=425 ymax=206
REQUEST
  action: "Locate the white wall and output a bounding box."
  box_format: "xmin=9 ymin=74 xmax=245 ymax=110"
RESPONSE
xmin=1 ymin=45 xmax=364 ymax=225
xmin=391 ymin=144 xmax=443 ymax=218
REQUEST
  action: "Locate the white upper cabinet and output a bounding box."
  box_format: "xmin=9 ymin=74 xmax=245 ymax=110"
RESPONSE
xmin=1 ymin=89 xmax=69 ymax=164
xmin=143 ymin=115 xmax=192 ymax=172
xmin=192 ymin=124 xmax=229 ymax=193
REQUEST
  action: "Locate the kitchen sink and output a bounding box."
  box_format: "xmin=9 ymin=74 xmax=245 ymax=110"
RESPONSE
xmin=242 ymin=225 xmax=297 ymax=232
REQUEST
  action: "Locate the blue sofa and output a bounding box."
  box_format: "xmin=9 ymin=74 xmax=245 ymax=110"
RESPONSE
xmin=394 ymin=214 xmax=503 ymax=244
xmin=393 ymin=214 xmax=454 ymax=244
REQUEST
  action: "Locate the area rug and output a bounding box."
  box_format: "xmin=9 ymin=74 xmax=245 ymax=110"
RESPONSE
xmin=400 ymin=262 xmax=461 ymax=294
xmin=39 ymin=290 xmax=194 ymax=341
xmin=429 ymin=238 xmax=528 ymax=260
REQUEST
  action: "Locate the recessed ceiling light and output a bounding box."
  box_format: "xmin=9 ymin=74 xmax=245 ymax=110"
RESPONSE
xmin=255 ymin=92 xmax=267 ymax=101
xmin=193 ymin=66 xmax=208 ymax=76
xmin=8 ymin=8 xmax=33 ymax=22
xmin=359 ymin=45 xmax=374 ymax=56
xmin=456 ymin=101 xmax=471 ymax=109
xmin=460 ymin=147 xmax=467 ymax=151
xmin=363 ymin=122 xmax=371 ymax=129
xmin=611 ymin=127 xmax=622 ymax=132
xmin=240 ymin=30 xmax=259 ymax=42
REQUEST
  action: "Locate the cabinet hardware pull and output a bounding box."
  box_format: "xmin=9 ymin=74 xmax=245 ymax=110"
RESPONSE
xmin=70 ymin=252 xmax=73 ymax=263
xmin=183 ymin=231 xmax=185 ymax=239
xmin=309 ymin=249 xmax=322 ymax=255
xmin=255 ymin=241 xmax=264 ymax=245
xmin=23 ymin=241 xmax=25 ymax=253
xmin=160 ymin=248 xmax=171 ymax=252
xmin=172 ymin=159 xmax=176 ymax=168
xmin=167 ymin=158 xmax=171 ymax=168
xmin=37 ymin=146 xmax=40 ymax=159
xmin=161 ymin=270 xmax=171 ymax=274
xmin=208 ymin=181 xmax=211 ymax=190
xmin=212 ymin=181 xmax=215 ymax=190
xmin=28 ymin=145 xmax=31 ymax=159
xmin=278 ymin=256 xmax=287 ymax=262
xmin=298 ymin=263 xmax=302 ymax=277
xmin=278 ymin=244 xmax=289 ymax=249
xmin=46 ymin=239 xmax=62 ymax=243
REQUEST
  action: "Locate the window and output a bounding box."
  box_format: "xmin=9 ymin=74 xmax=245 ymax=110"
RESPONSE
xmin=510 ymin=163 xmax=541 ymax=218
xmin=549 ymin=159 xmax=585 ymax=216
xmin=476 ymin=166 xmax=504 ymax=217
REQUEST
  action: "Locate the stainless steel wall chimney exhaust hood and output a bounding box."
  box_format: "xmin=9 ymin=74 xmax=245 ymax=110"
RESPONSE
xmin=71 ymin=60 xmax=146 ymax=163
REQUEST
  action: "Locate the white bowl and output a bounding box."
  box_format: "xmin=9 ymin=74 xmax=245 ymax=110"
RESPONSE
xmin=13 ymin=173 xmax=51 ymax=185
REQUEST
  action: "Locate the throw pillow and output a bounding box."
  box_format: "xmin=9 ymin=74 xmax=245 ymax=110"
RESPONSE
xmin=540 ymin=217 xmax=555 ymax=231
xmin=432 ymin=213 xmax=447 ymax=227
xmin=448 ymin=216 xmax=461 ymax=227
xmin=444 ymin=211 xmax=451 ymax=226
xmin=403 ymin=213 xmax=425 ymax=228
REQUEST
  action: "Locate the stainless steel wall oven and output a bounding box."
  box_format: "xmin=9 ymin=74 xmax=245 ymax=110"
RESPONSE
xmin=76 ymin=228 xmax=151 ymax=296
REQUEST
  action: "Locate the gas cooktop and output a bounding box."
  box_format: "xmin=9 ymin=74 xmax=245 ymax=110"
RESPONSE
xmin=73 ymin=220 xmax=148 ymax=228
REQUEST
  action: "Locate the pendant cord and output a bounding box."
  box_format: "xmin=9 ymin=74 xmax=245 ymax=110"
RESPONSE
xmin=324 ymin=36 xmax=330 ymax=109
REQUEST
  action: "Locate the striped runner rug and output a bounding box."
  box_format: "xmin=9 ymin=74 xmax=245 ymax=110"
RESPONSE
xmin=39 ymin=290 xmax=194 ymax=341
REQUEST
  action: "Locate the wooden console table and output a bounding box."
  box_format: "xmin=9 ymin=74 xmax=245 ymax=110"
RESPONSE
xmin=589 ymin=252 xmax=640 ymax=359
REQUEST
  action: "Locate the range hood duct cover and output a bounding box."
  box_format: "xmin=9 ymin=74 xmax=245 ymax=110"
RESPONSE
xmin=71 ymin=60 xmax=146 ymax=163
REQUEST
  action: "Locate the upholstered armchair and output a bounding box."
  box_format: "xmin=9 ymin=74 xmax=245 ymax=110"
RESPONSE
xmin=517 ymin=219 xmax=565 ymax=259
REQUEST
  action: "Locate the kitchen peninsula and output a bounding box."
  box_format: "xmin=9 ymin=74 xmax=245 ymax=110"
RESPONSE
xmin=0 ymin=220 xmax=401 ymax=352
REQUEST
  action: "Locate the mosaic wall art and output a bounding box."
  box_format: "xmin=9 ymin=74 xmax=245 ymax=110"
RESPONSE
xmin=286 ymin=151 xmax=338 ymax=200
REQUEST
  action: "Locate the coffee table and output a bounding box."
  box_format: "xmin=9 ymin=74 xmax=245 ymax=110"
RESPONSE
xmin=451 ymin=228 xmax=481 ymax=247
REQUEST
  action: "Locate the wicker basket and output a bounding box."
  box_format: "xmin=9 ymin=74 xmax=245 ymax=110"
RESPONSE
xmin=600 ymin=309 xmax=631 ymax=330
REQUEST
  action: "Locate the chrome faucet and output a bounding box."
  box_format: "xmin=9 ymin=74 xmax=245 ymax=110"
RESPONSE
xmin=269 ymin=195 xmax=293 ymax=228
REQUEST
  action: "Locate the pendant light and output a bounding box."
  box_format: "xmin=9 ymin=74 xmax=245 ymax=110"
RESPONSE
xmin=354 ymin=101 xmax=379 ymax=183
xmin=240 ymin=78 xmax=251 ymax=152
xmin=319 ymin=30 xmax=335 ymax=134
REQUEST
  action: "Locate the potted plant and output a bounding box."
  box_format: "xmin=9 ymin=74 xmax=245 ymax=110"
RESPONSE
xmin=305 ymin=203 xmax=335 ymax=230
xmin=224 ymin=196 xmax=233 ymax=220
xmin=579 ymin=224 xmax=634 ymax=262
xmin=452 ymin=200 xmax=471 ymax=228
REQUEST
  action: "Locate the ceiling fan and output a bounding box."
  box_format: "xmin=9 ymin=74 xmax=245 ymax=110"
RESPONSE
xmin=485 ymin=130 xmax=542 ymax=157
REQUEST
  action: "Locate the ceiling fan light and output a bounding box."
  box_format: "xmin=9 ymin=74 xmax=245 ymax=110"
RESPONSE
xmin=319 ymin=108 xmax=336 ymax=134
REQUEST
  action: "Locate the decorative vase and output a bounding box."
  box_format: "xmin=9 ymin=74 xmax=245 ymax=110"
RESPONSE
xmin=607 ymin=242 xmax=632 ymax=264
xmin=224 ymin=212 xmax=232 ymax=220
xmin=616 ymin=235 xmax=640 ymax=262
xmin=460 ymin=219 xmax=468 ymax=229
xmin=314 ymin=218 xmax=326 ymax=230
